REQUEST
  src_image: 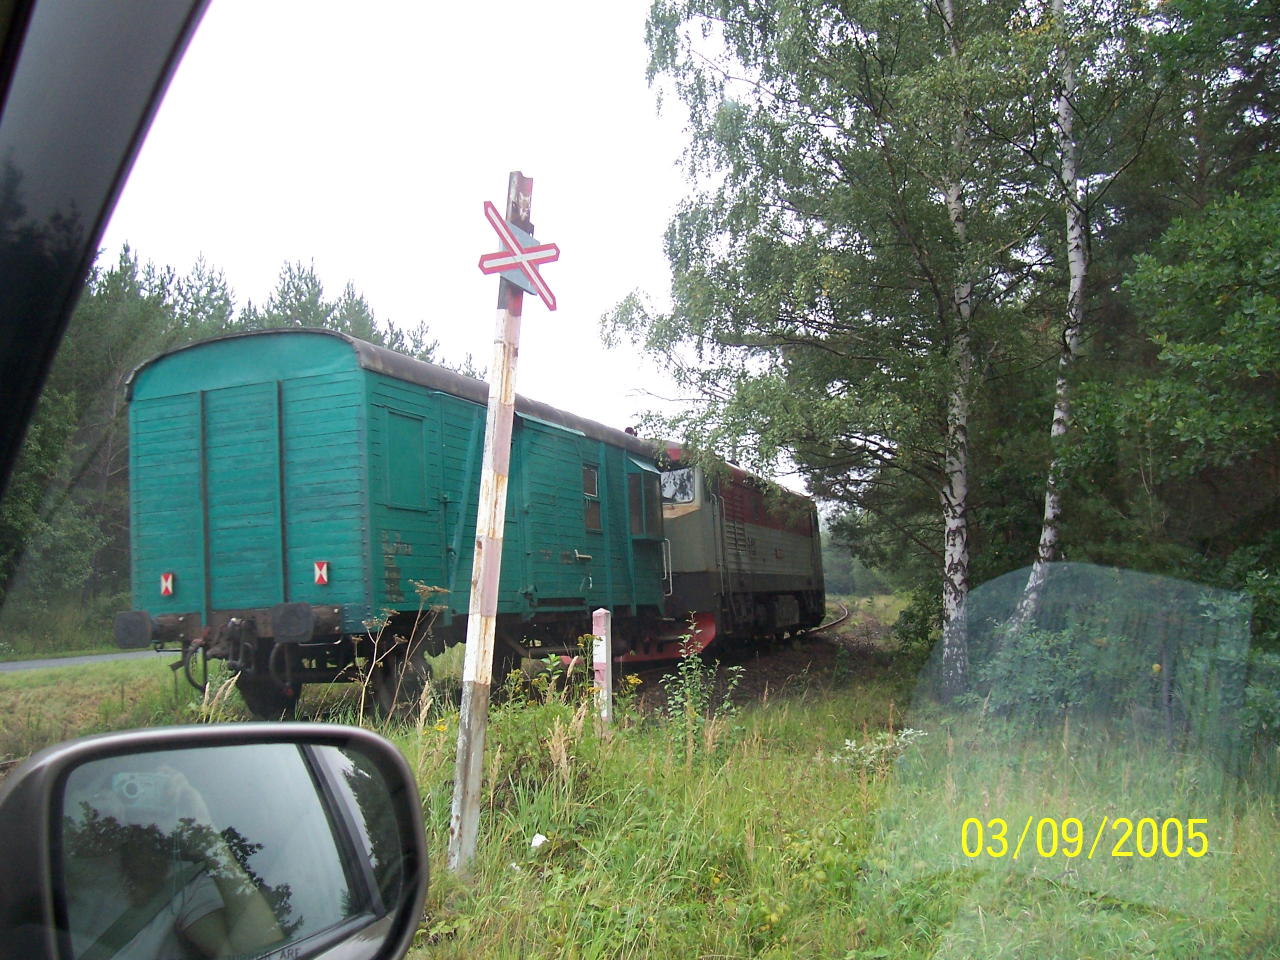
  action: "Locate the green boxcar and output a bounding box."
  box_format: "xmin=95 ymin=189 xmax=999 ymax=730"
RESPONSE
xmin=113 ymin=329 xmax=667 ymax=716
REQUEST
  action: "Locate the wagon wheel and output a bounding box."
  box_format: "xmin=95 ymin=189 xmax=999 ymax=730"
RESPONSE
xmin=237 ymin=673 xmax=299 ymax=720
xmin=372 ymin=645 xmax=433 ymax=720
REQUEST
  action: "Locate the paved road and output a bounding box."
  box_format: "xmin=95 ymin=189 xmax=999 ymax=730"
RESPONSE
xmin=0 ymin=650 xmax=162 ymax=673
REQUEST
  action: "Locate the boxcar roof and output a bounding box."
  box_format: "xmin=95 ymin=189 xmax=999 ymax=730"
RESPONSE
xmin=126 ymin=327 xmax=660 ymax=458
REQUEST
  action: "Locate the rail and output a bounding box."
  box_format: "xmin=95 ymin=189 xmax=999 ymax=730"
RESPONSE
xmin=814 ymin=601 xmax=850 ymax=633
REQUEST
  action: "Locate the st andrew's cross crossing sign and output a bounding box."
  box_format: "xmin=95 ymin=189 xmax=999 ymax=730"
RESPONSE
xmin=477 ymin=200 xmax=559 ymax=310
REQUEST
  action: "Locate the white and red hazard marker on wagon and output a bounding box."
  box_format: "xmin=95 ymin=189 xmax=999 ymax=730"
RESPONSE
xmin=160 ymin=572 xmax=174 ymax=596
xmin=314 ymin=561 xmax=329 ymax=586
xmin=477 ymin=200 xmax=559 ymax=311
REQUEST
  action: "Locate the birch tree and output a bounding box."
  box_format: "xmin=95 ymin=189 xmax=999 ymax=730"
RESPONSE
xmin=1009 ymin=0 xmax=1163 ymax=623
xmin=937 ymin=0 xmax=976 ymax=694
xmin=613 ymin=0 xmax=1041 ymax=693
xmin=1012 ymin=0 xmax=1085 ymax=623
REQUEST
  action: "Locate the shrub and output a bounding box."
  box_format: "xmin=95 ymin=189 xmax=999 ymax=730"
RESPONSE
xmin=659 ymin=636 xmax=744 ymax=761
xmin=830 ymin=728 xmax=927 ymax=776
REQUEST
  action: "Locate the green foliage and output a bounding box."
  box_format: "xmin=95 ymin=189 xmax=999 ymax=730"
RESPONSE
xmin=614 ymin=0 xmax=1058 ymax=607
xmin=942 ymin=565 xmax=1263 ymax=773
xmin=831 ymin=728 xmax=928 ymax=777
xmin=1125 ymin=160 xmax=1280 ymax=473
xmin=1244 ymin=648 xmax=1280 ymax=738
xmin=822 ymin=520 xmax=892 ymax=596
xmin=658 ymin=638 xmax=744 ymax=760
xmin=892 ymin=589 xmax=942 ymax=656
xmin=1055 ymin=160 xmax=1280 ymax=657
xmin=0 ymin=593 xmax=126 ymax=657
xmin=238 ymin=260 xmax=438 ymax=363
xmin=0 ymin=390 xmax=101 ymax=605
xmin=620 ymin=0 xmax=1280 ymax=707
xmin=969 ymin=625 xmax=1153 ymax=721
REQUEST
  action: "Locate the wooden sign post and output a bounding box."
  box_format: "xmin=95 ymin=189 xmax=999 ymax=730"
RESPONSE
xmin=448 ymin=172 xmax=558 ymax=874
xmin=592 ymin=607 xmax=613 ymax=736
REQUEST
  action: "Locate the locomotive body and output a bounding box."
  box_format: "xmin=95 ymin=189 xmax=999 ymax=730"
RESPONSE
xmin=112 ymin=328 xmax=823 ymax=716
xmin=660 ymin=455 xmax=824 ymax=642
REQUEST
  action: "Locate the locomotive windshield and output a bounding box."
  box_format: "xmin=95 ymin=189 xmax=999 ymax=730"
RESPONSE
xmin=661 ymin=468 xmax=696 ymax=504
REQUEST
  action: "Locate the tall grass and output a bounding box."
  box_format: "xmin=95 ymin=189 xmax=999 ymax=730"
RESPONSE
xmin=0 ymin=594 xmax=124 ymax=659
xmin=394 ymin=672 xmax=903 ymax=958
xmin=0 ymin=657 xmax=203 ymax=765
xmin=2 ymin=626 xmax=1276 ymax=957
xmin=387 ymin=646 xmax=1277 ymax=959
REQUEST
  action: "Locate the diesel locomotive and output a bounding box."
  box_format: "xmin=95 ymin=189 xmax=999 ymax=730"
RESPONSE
xmin=112 ymin=329 xmax=824 ymax=716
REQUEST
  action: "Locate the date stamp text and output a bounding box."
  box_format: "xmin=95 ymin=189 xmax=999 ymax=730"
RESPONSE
xmin=961 ymin=817 xmax=1209 ymax=860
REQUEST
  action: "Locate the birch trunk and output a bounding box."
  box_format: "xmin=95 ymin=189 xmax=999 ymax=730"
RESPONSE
xmin=941 ymin=331 xmax=972 ymax=697
xmin=1015 ymin=0 xmax=1085 ymax=628
xmin=939 ymin=0 xmax=971 ymax=697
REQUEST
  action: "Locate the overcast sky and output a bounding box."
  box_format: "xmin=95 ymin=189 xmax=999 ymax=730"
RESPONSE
xmin=101 ymin=0 xmax=696 ymax=439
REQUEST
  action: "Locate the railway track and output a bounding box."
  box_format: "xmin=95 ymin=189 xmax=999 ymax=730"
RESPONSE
xmin=814 ymin=601 xmax=851 ymax=633
xmin=611 ymin=604 xmax=853 ymax=691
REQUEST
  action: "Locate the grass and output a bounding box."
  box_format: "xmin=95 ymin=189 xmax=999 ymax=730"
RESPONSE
xmin=0 ymin=595 xmax=123 ymax=660
xmin=866 ymin=709 xmax=1280 ymax=958
xmin=392 ymin=678 xmax=1278 ymax=959
xmin=0 ymin=644 xmax=127 ymax=663
xmin=834 ymin=592 xmax=910 ymax=629
xmin=1 ymin=601 xmax=1277 ymax=957
xmin=0 ymin=657 xmax=189 ymax=766
xmin=389 ymin=657 xmax=904 ymax=958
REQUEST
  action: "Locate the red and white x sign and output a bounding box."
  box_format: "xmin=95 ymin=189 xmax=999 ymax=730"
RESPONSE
xmin=160 ymin=572 xmax=174 ymax=596
xmin=477 ymin=201 xmax=559 ymax=310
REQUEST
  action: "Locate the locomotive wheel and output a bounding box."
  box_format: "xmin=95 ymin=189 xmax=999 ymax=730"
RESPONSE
xmin=237 ymin=673 xmax=300 ymax=720
xmin=372 ymin=647 xmax=433 ymax=719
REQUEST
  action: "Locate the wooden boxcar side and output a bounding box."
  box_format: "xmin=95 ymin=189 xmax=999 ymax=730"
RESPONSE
xmin=361 ymin=369 xmax=667 ymax=637
xmin=117 ymin=329 xmax=667 ymax=687
xmin=125 ymin=332 xmax=370 ymax=638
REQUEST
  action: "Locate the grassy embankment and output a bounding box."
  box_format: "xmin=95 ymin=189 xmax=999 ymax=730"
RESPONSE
xmin=0 ymin=598 xmax=122 ymax=661
xmin=1 ymin=595 xmax=1276 ymax=957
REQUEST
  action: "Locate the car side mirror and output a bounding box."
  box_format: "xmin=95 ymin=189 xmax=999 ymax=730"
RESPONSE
xmin=0 ymin=724 xmax=427 ymax=960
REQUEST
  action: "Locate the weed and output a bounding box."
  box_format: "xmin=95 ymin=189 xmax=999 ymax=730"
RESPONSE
xmin=612 ymin=672 xmax=643 ymax=726
xmin=195 ymin=664 xmax=243 ymax=723
xmin=831 ymin=727 xmax=928 ymax=776
xmin=659 ymin=633 xmax=744 ymax=763
xmin=832 ymin=643 xmax=854 ymax=684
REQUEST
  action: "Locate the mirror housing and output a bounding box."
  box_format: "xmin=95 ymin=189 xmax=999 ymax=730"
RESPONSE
xmin=0 ymin=724 xmax=427 ymax=960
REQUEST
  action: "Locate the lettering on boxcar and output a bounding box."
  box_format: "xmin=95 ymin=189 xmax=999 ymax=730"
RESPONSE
xmin=383 ymin=560 xmax=404 ymax=602
xmin=381 ymin=531 xmax=412 ymax=602
xmin=380 ymin=531 xmax=414 ymax=555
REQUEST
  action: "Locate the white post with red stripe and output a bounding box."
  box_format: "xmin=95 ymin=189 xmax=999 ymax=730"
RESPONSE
xmin=449 ymin=171 xmax=558 ymax=875
xmin=592 ymin=607 xmax=613 ymax=736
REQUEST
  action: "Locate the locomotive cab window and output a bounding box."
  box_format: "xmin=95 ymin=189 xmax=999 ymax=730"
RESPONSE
xmin=661 ymin=467 xmax=696 ymax=505
xmin=583 ymin=464 xmax=602 ymax=531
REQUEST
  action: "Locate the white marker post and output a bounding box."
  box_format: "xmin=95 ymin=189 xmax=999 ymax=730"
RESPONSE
xmin=592 ymin=607 xmax=613 ymax=736
xmin=449 ymin=172 xmax=559 ymax=874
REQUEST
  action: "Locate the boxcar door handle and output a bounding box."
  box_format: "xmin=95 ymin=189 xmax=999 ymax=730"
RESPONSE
xmin=662 ymin=539 xmax=673 ymax=597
